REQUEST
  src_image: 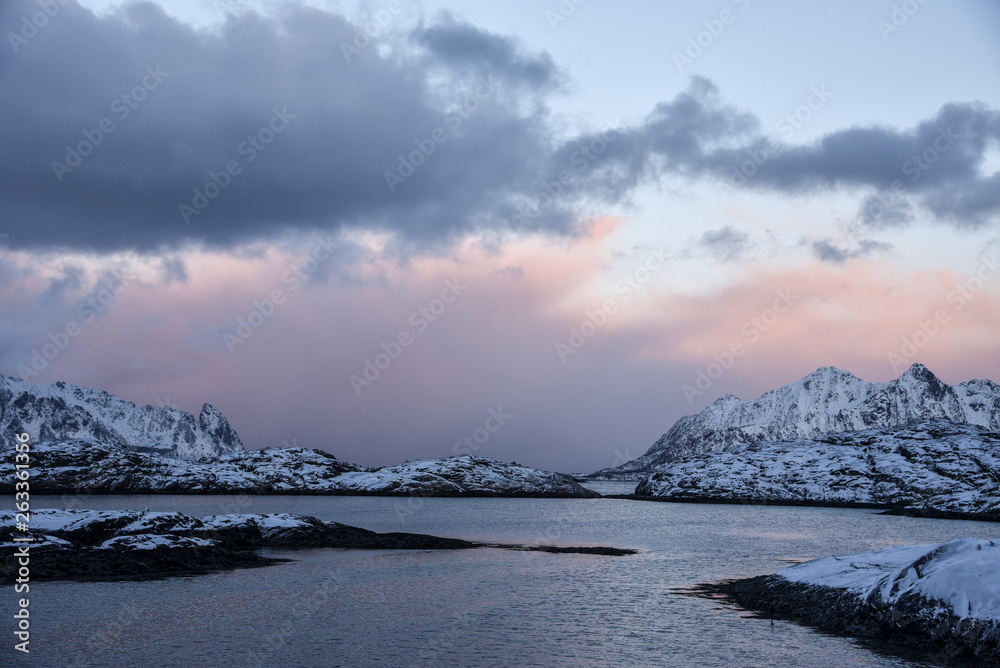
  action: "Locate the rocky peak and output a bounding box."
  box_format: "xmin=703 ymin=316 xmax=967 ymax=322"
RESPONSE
xmin=0 ymin=374 xmax=244 ymax=460
xmin=591 ymin=363 xmax=1000 ymax=479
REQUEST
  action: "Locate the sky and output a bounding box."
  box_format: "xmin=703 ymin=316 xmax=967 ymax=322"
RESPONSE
xmin=1 ymin=0 xmax=999 ymax=473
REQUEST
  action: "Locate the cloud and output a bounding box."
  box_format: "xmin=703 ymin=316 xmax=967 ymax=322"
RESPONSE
xmin=1 ymin=2 xmax=998 ymax=259
xmin=694 ymin=226 xmax=753 ymax=262
xmin=413 ymin=14 xmax=563 ymax=93
xmin=811 ymin=239 xmax=893 ymax=264
xmin=0 ymin=0 xmax=571 ymax=253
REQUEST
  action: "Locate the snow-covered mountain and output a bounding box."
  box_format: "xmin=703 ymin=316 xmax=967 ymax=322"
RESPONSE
xmin=633 ymin=419 xmax=1000 ymax=520
xmin=0 ymin=374 xmax=243 ymax=459
xmin=0 ymin=439 xmax=599 ymax=497
xmin=593 ymin=363 xmax=1000 ymax=479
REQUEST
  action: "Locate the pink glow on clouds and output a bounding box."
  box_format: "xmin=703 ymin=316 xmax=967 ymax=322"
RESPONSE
xmin=2 ymin=230 xmax=998 ymax=471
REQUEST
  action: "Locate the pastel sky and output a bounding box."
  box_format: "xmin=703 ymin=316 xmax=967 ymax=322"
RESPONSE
xmin=2 ymin=0 xmax=999 ymax=472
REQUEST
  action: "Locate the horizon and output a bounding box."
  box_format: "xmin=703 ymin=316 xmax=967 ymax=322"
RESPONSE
xmin=2 ymin=0 xmax=999 ymax=472
xmin=2 ymin=359 xmax=994 ymax=474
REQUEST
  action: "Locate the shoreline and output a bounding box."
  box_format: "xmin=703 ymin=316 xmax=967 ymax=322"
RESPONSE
xmin=598 ymin=492 xmax=1000 ymax=523
xmin=696 ymin=574 xmax=999 ymax=666
xmin=0 ymin=509 xmax=638 ymax=584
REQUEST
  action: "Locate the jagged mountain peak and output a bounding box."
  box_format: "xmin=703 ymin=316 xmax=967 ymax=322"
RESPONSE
xmin=0 ymin=374 xmax=244 ymax=460
xmin=591 ymin=363 xmax=1000 ymax=479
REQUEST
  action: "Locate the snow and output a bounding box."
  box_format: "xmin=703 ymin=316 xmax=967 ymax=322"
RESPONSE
xmin=0 ymin=508 xmax=202 ymax=534
xmin=0 ymin=535 xmax=72 ymax=549
xmin=201 ymin=513 xmax=316 ymax=530
xmin=3 ymin=443 xmax=595 ymax=497
xmin=0 ymin=374 xmax=243 ymax=460
xmin=635 ymin=419 xmax=1000 ymax=517
xmin=596 ymin=363 xmax=1000 ymax=478
xmin=0 ymin=509 xmax=321 ymax=554
xmin=778 ymin=538 xmax=1000 ymax=621
xmin=97 ymin=535 xmax=216 ymax=551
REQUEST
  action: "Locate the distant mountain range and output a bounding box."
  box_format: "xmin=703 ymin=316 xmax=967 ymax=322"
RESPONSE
xmin=0 ymin=374 xmax=596 ymax=497
xmin=634 ymin=418 xmax=1000 ymax=520
xmin=592 ymin=363 xmax=1000 ymax=479
xmin=0 ymin=374 xmax=243 ymax=459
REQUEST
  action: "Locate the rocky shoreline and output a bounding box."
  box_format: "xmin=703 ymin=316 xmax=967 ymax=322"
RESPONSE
xmin=695 ymin=539 xmax=1000 ymax=666
xmin=1 ymin=509 xmax=636 ymax=583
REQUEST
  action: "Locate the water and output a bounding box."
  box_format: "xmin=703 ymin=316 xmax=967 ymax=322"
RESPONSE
xmin=15 ymin=491 xmax=999 ymax=667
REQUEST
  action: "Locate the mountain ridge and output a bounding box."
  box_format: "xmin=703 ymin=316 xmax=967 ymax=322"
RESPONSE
xmin=0 ymin=374 xmax=243 ymax=459
xmin=632 ymin=418 xmax=1000 ymax=521
xmin=592 ymin=363 xmax=1000 ymax=479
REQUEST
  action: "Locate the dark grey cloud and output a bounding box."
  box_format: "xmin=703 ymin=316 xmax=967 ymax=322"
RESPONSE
xmin=0 ymin=0 xmax=567 ymax=253
xmin=565 ymin=84 xmax=1000 ymax=228
xmin=414 ymin=14 xmax=562 ymax=93
xmin=695 ymin=226 xmax=753 ymax=262
xmin=1 ymin=2 xmax=998 ymax=257
xmin=811 ymin=239 xmax=892 ymax=264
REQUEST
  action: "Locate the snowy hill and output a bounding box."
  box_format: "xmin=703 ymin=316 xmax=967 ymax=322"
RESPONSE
xmin=0 ymin=374 xmax=243 ymax=459
xmin=633 ymin=419 xmax=1000 ymax=520
xmin=718 ymin=538 xmax=1000 ymax=664
xmin=593 ymin=363 xmax=1000 ymax=479
xmin=0 ymin=439 xmax=598 ymax=497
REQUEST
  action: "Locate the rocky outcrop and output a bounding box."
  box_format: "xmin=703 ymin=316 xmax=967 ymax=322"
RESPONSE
xmin=0 ymin=375 xmax=243 ymax=459
xmin=633 ymin=419 xmax=1000 ymax=521
xmin=0 ymin=510 xmax=636 ymax=582
xmin=593 ymin=364 xmax=1000 ymax=479
xmin=702 ymin=539 xmax=1000 ymax=665
xmin=0 ymin=439 xmax=599 ymax=497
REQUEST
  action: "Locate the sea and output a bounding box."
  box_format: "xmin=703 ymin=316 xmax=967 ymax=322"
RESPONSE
xmin=14 ymin=482 xmax=998 ymax=667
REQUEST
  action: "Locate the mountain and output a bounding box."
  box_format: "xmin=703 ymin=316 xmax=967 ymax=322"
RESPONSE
xmin=592 ymin=363 xmax=1000 ymax=479
xmin=0 ymin=438 xmax=600 ymax=498
xmin=0 ymin=374 xmax=243 ymax=459
xmin=633 ymin=419 xmax=1000 ymax=520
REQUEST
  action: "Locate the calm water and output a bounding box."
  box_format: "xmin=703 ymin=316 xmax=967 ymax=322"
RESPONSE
xmin=14 ymin=488 xmax=999 ymax=667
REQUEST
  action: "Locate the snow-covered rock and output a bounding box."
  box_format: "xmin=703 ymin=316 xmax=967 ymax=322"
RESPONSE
xmin=716 ymin=539 xmax=1000 ymax=664
xmin=0 ymin=509 xmax=632 ymax=582
xmin=594 ymin=363 xmax=1000 ymax=479
xmin=634 ymin=419 xmax=1000 ymax=520
xmin=0 ymin=374 xmax=243 ymax=459
xmin=0 ymin=439 xmax=598 ymax=497
xmin=778 ymin=539 xmax=1000 ymax=622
